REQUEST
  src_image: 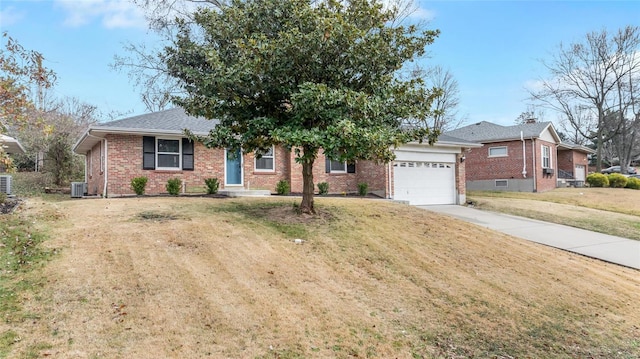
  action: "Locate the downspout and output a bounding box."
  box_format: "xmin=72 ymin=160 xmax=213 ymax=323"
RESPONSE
xmin=102 ymin=138 xmax=108 ymax=198
xmin=531 ymin=138 xmax=537 ymax=192
xmin=387 ymin=162 xmax=392 ymax=199
xmin=521 ymin=131 xmax=527 ymax=178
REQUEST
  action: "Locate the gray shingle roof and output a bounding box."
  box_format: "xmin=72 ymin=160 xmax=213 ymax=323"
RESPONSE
xmin=445 ymin=121 xmax=555 ymax=142
xmin=434 ymin=133 xmax=481 ymax=147
xmin=74 ymin=107 xmax=481 ymax=154
xmin=97 ymin=107 xmax=218 ymax=134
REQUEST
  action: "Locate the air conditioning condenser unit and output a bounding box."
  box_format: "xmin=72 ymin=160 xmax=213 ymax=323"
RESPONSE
xmin=0 ymin=175 xmax=11 ymax=195
xmin=71 ymin=182 xmax=87 ymax=198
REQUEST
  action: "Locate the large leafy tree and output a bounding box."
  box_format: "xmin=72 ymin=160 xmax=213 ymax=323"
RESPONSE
xmin=0 ymin=32 xmax=56 ymax=170
xmin=165 ymin=0 xmax=441 ymax=214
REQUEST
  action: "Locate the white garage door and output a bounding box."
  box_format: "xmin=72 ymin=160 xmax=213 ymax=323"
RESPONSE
xmin=575 ymin=165 xmax=586 ymax=181
xmin=393 ymin=161 xmax=456 ymax=205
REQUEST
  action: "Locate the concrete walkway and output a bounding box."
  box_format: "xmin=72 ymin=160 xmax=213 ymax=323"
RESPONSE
xmin=420 ymin=205 xmax=640 ymax=270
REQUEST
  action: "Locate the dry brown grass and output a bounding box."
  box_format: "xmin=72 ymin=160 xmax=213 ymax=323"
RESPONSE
xmin=469 ymin=187 xmax=640 ymax=240
xmin=2 ymin=196 xmax=640 ymax=358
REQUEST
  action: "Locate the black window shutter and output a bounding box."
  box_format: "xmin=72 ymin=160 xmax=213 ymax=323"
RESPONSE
xmin=182 ymin=138 xmax=194 ymax=171
xmin=325 ymin=157 xmax=330 ymax=173
xmin=143 ymin=136 xmax=155 ymax=170
xmin=347 ymin=162 xmax=356 ymax=173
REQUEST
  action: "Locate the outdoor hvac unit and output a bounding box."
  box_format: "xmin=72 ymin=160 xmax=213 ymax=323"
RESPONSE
xmin=543 ymin=168 xmax=554 ymax=175
xmin=71 ymin=182 xmax=87 ymax=198
xmin=0 ymin=175 xmax=11 ymax=195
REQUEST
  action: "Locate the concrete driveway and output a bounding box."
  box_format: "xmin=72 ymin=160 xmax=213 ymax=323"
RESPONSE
xmin=420 ymin=205 xmax=640 ymax=270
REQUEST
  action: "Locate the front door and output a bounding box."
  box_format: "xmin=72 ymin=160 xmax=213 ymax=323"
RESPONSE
xmin=225 ymin=148 xmax=243 ymax=186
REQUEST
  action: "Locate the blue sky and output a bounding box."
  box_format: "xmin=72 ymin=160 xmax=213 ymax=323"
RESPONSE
xmin=1 ymin=0 xmax=639 ymax=126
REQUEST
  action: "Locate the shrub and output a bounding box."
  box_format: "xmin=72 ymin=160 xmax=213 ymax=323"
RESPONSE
xmin=166 ymin=178 xmax=182 ymax=195
xmin=276 ymin=180 xmax=290 ymax=195
xmin=130 ymin=176 xmax=148 ymax=195
xmin=625 ymin=177 xmax=640 ymax=190
xmin=586 ymin=173 xmax=609 ymax=187
xmin=317 ymin=182 xmax=329 ymax=195
xmin=607 ymin=173 xmax=628 ymax=188
xmin=204 ymin=178 xmax=220 ymax=194
xmin=11 ymin=172 xmax=56 ymax=196
xmin=358 ymin=182 xmax=368 ymax=197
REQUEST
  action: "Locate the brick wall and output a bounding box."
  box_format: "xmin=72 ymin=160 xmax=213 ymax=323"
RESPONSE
xmin=356 ymin=159 xmax=388 ymax=197
xmin=105 ymin=134 xmax=226 ymax=196
xmin=456 ymin=152 xmax=466 ymax=199
xmin=557 ymin=149 xmax=589 ymax=176
xmin=86 ymin=141 xmax=105 ymax=195
xmin=288 ymin=150 xmax=386 ymax=195
xmin=244 ymin=146 xmax=290 ymax=191
xmin=466 ymin=140 xmax=533 ymax=181
xmin=535 ymin=139 xmax=557 ymax=192
xmin=93 ymin=135 xmax=391 ymax=197
xmin=465 ymin=139 xmax=558 ymax=192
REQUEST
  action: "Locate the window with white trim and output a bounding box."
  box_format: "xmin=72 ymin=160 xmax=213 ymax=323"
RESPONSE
xmin=488 ymin=146 xmax=507 ymax=157
xmin=542 ymin=145 xmax=551 ymax=168
xmin=328 ymin=159 xmax=346 ymax=173
xmin=325 ymin=156 xmax=356 ymax=173
xmin=157 ymin=138 xmax=181 ymax=169
xmin=255 ymin=146 xmax=275 ymax=171
xmin=142 ymin=136 xmax=194 ymax=171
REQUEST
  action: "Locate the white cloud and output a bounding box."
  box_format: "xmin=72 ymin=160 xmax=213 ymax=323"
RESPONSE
xmin=54 ymin=0 xmax=146 ymax=29
xmin=409 ymin=7 xmax=436 ymax=21
xmin=524 ymin=79 xmax=546 ymax=93
xmin=0 ymin=6 xmax=26 ymax=27
xmin=379 ymin=0 xmax=436 ymax=21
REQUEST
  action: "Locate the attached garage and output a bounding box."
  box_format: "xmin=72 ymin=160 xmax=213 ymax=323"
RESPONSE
xmin=393 ymin=160 xmax=456 ymax=205
xmin=391 ymin=137 xmax=481 ymax=205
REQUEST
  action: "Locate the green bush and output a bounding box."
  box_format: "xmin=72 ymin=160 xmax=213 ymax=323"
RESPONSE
xmin=625 ymin=177 xmax=640 ymax=190
xmin=130 ymin=176 xmax=148 ymax=195
xmin=586 ymin=173 xmax=609 ymax=187
xmin=204 ymin=178 xmax=220 ymax=194
xmin=358 ymin=182 xmax=368 ymax=197
xmin=317 ymin=182 xmax=329 ymax=195
xmin=276 ymin=180 xmax=290 ymax=195
xmin=607 ymin=173 xmax=628 ymax=188
xmin=166 ymin=178 xmax=182 ymax=195
xmin=10 ymin=172 xmax=56 ymax=196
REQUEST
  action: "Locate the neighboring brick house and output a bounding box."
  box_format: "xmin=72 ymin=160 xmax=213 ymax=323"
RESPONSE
xmin=445 ymin=120 xmax=586 ymax=192
xmin=73 ymin=108 xmax=479 ymax=205
xmin=556 ymin=143 xmax=595 ymax=186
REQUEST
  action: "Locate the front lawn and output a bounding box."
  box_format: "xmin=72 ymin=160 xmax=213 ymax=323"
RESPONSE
xmin=469 ymin=187 xmax=640 ymax=240
xmin=1 ymin=196 xmax=638 ymax=358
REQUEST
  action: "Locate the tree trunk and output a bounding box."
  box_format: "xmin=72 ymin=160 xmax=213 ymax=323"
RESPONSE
xmin=299 ymin=159 xmax=315 ymax=214
xmin=596 ymin=112 xmax=604 ymax=172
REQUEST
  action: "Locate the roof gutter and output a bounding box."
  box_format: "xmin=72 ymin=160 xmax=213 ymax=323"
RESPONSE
xmin=88 ymin=126 xmax=211 ymax=137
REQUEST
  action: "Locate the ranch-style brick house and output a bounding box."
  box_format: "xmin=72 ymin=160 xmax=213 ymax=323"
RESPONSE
xmin=73 ymin=108 xmax=480 ymax=205
xmin=445 ymin=120 xmax=594 ymax=192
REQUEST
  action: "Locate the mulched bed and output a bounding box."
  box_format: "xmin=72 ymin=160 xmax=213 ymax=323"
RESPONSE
xmin=284 ymin=192 xmax=384 ymax=199
xmin=0 ymin=197 xmax=22 ymax=214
